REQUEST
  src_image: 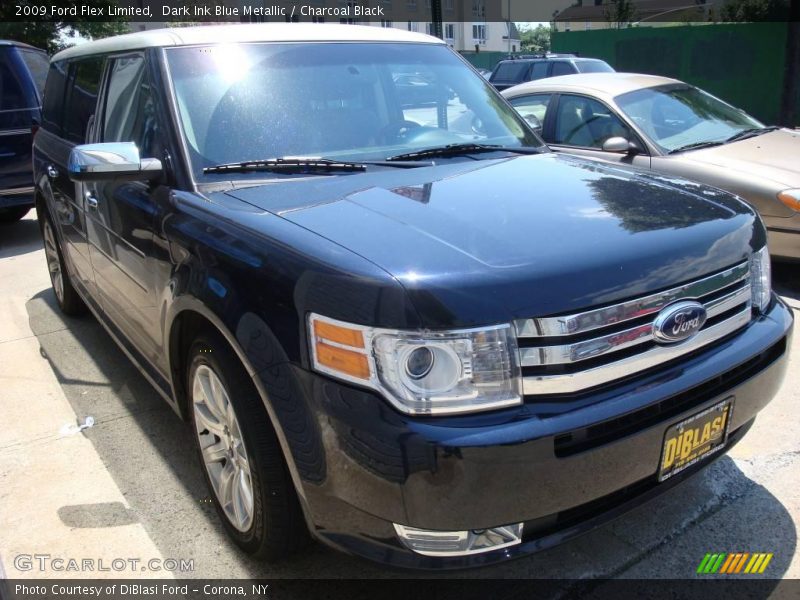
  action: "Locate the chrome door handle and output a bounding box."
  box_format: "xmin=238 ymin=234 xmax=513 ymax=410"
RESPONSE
xmin=46 ymin=165 xmax=59 ymax=179
xmin=85 ymin=191 xmax=98 ymax=210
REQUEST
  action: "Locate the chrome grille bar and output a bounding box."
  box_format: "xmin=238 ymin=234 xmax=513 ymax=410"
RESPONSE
xmin=522 ymin=304 xmax=752 ymax=395
xmin=519 ymin=283 xmax=751 ymax=367
xmin=514 ymin=262 xmax=749 ymax=339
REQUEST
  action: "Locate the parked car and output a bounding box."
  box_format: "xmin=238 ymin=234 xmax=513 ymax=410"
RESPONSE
xmin=34 ymin=24 xmax=791 ymax=569
xmin=489 ymin=54 xmax=613 ymax=92
xmin=502 ymin=72 xmax=800 ymax=261
xmin=0 ymin=40 xmax=48 ymax=223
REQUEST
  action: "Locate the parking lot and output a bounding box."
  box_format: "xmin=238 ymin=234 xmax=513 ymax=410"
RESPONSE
xmin=0 ymin=211 xmax=798 ymax=582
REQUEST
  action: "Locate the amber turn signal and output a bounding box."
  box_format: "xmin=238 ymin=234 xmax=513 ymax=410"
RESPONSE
xmin=315 ymin=341 xmax=371 ymax=380
xmin=777 ymin=190 xmax=800 ymax=212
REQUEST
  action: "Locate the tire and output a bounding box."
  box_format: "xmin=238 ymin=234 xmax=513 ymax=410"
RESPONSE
xmin=40 ymin=210 xmax=86 ymax=316
xmin=0 ymin=206 xmax=31 ymax=224
xmin=187 ymin=332 xmax=307 ymax=560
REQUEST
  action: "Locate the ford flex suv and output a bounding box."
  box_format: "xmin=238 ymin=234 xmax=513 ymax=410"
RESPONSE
xmin=33 ymin=24 xmax=792 ymax=569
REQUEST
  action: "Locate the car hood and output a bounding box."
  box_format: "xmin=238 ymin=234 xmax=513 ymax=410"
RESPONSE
xmin=675 ymin=128 xmax=800 ymax=188
xmin=225 ymin=153 xmax=760 ymax=328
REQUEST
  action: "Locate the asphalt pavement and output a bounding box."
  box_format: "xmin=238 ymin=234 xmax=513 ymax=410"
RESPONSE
xmin=1 ymin=211 xmax=798 ymax=584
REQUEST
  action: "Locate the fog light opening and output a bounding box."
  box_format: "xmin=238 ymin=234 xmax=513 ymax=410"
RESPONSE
xmin=393 ymin=523 xmax=523 ymax=557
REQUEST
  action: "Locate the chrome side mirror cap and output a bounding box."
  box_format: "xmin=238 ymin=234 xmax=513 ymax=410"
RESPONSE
xmin=68 ymin=142 xmax=162 ymax=182
xmin=602 ymin=136 xmax=634 ymax=153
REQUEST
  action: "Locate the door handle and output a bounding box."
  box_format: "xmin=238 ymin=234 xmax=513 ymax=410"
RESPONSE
xmin=46 ymin=165 xmax=59 ymax=179
xmin=85 ymin=191 xmax=98 ymax=210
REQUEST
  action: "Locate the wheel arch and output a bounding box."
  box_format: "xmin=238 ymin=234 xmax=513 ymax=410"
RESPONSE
xmin=165 ymin=299 xmax=313 ymax=511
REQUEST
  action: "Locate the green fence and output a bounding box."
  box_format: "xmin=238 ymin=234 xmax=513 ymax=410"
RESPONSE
xmin=552 ymin=23 xmax=796 ymax=125
xmin=459 ymin=51 xmax=512 ymax=71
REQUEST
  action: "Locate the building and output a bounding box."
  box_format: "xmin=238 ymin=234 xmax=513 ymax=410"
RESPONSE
xmin=552 ymin=0 xmax=714 ymax=32
xmin=238 ymin=1 xmax=521 ymax=53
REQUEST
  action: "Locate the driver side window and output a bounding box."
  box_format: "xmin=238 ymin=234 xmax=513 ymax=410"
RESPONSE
xmin=554 ymin=94 xmax=632 ymax=149
xmin=102 ymin=55 xmax=162 ymax=159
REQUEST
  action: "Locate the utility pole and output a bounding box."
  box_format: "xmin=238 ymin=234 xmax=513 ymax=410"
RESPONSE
xmin=507 ymin=0 xmax=512 ymax=56
xmin=431 ymin=0 xmax=443 ymax=40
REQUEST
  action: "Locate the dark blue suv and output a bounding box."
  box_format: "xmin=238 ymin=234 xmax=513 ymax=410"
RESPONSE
xmin=33 ymin=24 xmax=792 ymax=569
xmin=0 ymin=40 xmax=47 ymax=223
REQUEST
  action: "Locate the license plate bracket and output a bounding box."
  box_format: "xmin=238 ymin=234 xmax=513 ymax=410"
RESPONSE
xmin=658 ymin=397 xmax=734 ymax=482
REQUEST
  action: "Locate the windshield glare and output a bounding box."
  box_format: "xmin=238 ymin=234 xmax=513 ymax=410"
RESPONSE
xmin=165 ymin=42 xmax=541 ymax=178
xmin=615 ymin=84 xmax=763 ymax=152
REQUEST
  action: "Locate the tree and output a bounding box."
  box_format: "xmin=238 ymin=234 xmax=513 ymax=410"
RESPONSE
xmin=517 ymin=23 xmax=552 ymax=54
xmin=604 ymin=0 xmax=638 ymax=29
xmin=0 ymin=1 xmax=128 ymax=54
xmin=720 ymin=0 xmax=790 ymax=21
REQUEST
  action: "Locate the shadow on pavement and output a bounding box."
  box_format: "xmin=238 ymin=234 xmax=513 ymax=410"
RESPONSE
xmin=0 ymin=214 xmax=41 ymax=259
xmin=25 ymin=273 xmax=796 ymax=581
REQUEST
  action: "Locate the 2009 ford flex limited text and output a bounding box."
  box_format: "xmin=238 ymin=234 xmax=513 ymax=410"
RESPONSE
xmin=33 ymin=24 xmax=792 ymax=569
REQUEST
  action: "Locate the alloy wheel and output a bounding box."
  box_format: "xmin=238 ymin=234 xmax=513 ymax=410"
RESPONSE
xmin=192 ymin=364 xmax=255 ymax=532
xmin=43 ymin=220 xmax=64 ymax=303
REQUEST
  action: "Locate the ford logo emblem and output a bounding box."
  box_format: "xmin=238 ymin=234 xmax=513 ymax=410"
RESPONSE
xmin=653 ymin=301 xmax=707 ymax=344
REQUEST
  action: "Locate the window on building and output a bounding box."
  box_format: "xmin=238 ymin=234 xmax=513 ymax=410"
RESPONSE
xmin=381 ymin=20 xmax=393 ymax=28
xmin=472 ymin=23 xmax=486 ymax=44
xmin=444 ymin=23 xmax=455 ymax=41
xmin=472 ymin=0 xmax=485 ymax=18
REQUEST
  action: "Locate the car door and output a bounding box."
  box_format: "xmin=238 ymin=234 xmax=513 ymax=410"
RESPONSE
xmin=544 ymin=93 xmax=651 ymax=168
xmin=41 ymin=57 xmax=105 ymax=300
xmin=0 ymin=46 xmax=38 ymax=202
xmin=85 ymin=53 xmax=166 ymax=367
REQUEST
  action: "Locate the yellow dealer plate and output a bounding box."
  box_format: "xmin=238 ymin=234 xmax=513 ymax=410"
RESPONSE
xmin=658 ymin=398 xmax=733 ymax=482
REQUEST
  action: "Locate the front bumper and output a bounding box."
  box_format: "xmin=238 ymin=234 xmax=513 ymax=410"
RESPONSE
xmin=260 ymin=298 xmax=793 ymax=569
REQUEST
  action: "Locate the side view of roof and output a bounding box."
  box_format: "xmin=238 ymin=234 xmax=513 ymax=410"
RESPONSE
xmin=504 ymin=72 xmax=682 ymax=98
xmin=0 ymin=39 xmax=45 ymax=51
xmin=53 ymin=23 xmax=442 ymax=62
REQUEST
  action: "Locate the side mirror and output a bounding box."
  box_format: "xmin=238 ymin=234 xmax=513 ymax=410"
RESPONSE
xmin=602 ymin=137 xmax=634 ymax=153
xmin=68 ymin=142 xmax=162 ymax=182
xmin=602 ymin=136 xmax=642 ymax=155
xmin=524 ymin=114 xmax=543 ymax=131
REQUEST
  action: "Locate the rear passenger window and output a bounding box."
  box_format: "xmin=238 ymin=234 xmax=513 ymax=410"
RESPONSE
xmin=530 ymin=62 xmax=549 ymax=80
xmin=63 ymin=57 xmax=104 ymax=144
xmin=42 ymin=61 xmax=67 ymax=133
xmin=0 ymin=53 xmax=26 ymax=110
xmin=551 ymin=62 xmax=576 ymax=77
xmin=492 ymin=62 xmax=528 ymax=83
xmin=19 ymin=49 xmax=49 ymax=98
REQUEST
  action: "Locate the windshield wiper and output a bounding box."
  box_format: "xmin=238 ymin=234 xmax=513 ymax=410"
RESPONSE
xmin=386 ymin=143 xmax=542 ymax=162
xmin=203 ymin=156 xmax=432 ymax=175
xmin=724 ymin=126 xmax=779 ymax=144
xmin=204 ymin=157 xmax=368 ymax=175
xmin=667 ymin=141 xmax=725 ymax=155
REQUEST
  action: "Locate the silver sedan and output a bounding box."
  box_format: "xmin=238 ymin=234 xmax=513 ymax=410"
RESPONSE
xmin=502 ymin=73 xmax=800 ymax=261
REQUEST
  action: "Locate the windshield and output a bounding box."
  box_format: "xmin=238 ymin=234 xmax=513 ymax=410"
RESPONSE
xmin=165 ymin=42 xmax=542 ymax=179
xmin=615 ymin=84 xmax=763 ymax=153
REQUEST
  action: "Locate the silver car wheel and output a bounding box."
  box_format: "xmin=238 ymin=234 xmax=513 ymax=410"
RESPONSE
xmin=192 ymin=364 xmax=254 ymax=532
xmin=43 ymin=220 xmax=64 ymax=303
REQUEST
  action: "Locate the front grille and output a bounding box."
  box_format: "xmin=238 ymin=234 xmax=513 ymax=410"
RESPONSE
xmin=515 ymin=262 xmax=752 ymax=397
xmin=553 ymin=337 xmax=785 ymax=457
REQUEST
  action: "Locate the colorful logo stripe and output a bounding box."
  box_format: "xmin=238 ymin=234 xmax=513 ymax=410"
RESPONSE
xmin=697 ymin=553 xmax=773 ymax=574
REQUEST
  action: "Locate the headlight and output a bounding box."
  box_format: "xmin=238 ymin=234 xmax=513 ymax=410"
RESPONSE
xmin=308 ymin=313 xmax=522 ymax=415
xmin=777 ymin=189 xmax=800 ymax=212
xmin=750 ymin=245 xmax=771 ymax=313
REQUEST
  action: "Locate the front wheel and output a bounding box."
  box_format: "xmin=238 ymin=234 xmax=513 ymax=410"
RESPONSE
xmin=188 ymin=333 xmax=307 ymax=560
